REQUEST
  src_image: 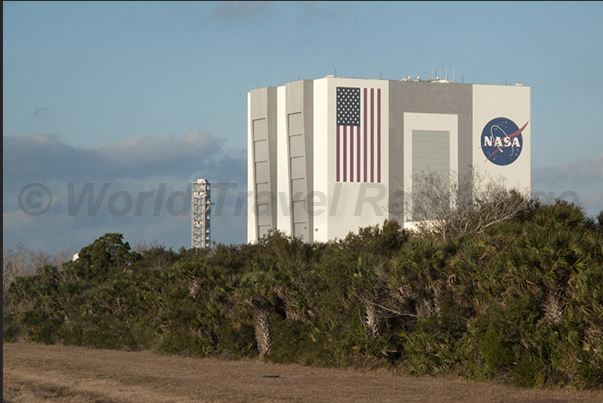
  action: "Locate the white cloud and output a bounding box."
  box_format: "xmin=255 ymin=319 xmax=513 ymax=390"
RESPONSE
xmin=532 ymin=152 xmax=603 ymax=217
xmin=3 ymin=130 xmax=241 ymax=182
xmin=3 ymin=131 xmax=248 ymax=253
xmin=89 ymin=130 xmax=223 ymax=167
xmin=299 ymin=1 xmax=323 ymax=20
xmin=210 ymin=1 xmax=271 ymax=20
xmin=533 ymin=152 xmax=603 ymax=183
xmin=298 ymin=1 xmax=351 ymax=21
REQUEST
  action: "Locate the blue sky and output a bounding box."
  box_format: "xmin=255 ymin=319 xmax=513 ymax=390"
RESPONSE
xmin=4 ymin=1 xmax=603 ymax=254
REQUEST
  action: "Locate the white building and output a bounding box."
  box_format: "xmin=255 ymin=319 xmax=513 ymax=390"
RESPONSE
xmin=191 ymin=179 xmax=211 ymax=249
xmin=248 ymin=76 xmax=530 ymax=243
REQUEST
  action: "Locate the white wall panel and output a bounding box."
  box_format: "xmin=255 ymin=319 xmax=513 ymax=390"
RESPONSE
xmin=290 ymin=156 xmax=306 ymax=179
xmin=252 ymin=119 xmax=267 ymax=140
xmin=472 ymin=85 xmax=530 ymax=192
xmin=276 ymin=85 xmax=290 ymax=234
xmin=288 ymin=112 xmax=303 ymax=135
xmin=316 ymin=77 xmax=390 ymax=241
xmin=312 ymin=79 xmax=330 ymax=241
xmin=289 ymin=134 xmax=304 ymax=157
xmin=254 ymin=140 xmax=269 ymax=162
xmin=247 ymin=93 xmax=255 ymax=242
xmin=291 ymin=178 xmax=306 ymax=200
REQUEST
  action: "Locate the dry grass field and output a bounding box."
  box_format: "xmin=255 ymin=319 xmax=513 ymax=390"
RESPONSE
xmin=3 ymin=342 xmax=603 ymax=403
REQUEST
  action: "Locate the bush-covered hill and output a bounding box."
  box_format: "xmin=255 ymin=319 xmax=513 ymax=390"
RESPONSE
xmin=3 ymin=201 xmax=603 ymax=389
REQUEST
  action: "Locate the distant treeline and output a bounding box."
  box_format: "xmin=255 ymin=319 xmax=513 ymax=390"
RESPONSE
xmin=3 ymin=200 xmax=603 ymax=389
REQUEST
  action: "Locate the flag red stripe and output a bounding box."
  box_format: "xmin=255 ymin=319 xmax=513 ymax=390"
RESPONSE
xmin=343 ymin=125 xmax=347 ymax=182
xmin=377 ymin=88 xmax=381 ymax=183
xmin=363 ymin=88 xmax=367 ymax=182
xmin=350 ymin=126 xmax=354 ymax=182
xmin=370 ymin=89 xmax=374 ymax=183
xmin=336 ymin=125 xmax=340 ymax=182
xmin=357 ymin=122 xmax=361 ymax=182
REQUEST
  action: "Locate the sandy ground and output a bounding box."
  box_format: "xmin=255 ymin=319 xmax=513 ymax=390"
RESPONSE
xmin=3 ymin=342 xmax=603 ymax=403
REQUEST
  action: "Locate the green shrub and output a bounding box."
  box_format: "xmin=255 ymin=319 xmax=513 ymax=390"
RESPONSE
xmin=4 ymin=205 xmax=603 ymax=390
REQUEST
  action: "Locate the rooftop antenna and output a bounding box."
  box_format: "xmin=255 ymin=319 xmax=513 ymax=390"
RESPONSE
xmin=453 ymin=67 xmax=455 ymax=82
xmin=335 ymin=68 xmax=337 ymax=77
xmin=446 ymin=66 xmax=448 ymax=80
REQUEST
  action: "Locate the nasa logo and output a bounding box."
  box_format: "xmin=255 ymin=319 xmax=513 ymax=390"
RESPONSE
xmin=480 ymin=117 xmax=528 ymax=166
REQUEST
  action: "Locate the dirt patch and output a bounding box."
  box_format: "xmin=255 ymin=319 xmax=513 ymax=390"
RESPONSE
xmin=3 ymin=342 xmax=602 ymax=403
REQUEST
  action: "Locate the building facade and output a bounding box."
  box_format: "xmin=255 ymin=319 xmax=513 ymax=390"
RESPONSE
xmin=191 ymin=179 xmax=211 ymax=249
xmin=248 ymin=76 xmax=530 ymax=243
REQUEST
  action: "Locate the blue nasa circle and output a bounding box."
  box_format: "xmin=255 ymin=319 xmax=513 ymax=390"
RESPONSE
xmin=480 ymin=117 xmax=524 ymax=166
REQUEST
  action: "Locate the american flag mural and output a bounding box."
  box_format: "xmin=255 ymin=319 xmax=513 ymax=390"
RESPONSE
xmin=336 ymin=87 xmax=381 ymax=182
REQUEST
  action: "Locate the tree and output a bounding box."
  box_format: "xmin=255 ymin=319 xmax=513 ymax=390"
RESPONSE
xmin=238 ymin=258 xmax=277 ymax=360
xmin=3 ymin=245 xmax=73 ymax=290
xmin=62 ymin=233 xmax=141 ymax=282
xmin=400 ymin=167 xmax=530 ymax=240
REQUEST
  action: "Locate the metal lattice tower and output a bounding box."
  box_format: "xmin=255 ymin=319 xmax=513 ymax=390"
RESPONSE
xmin=191 ymin=179 xmax=211 ymax=249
